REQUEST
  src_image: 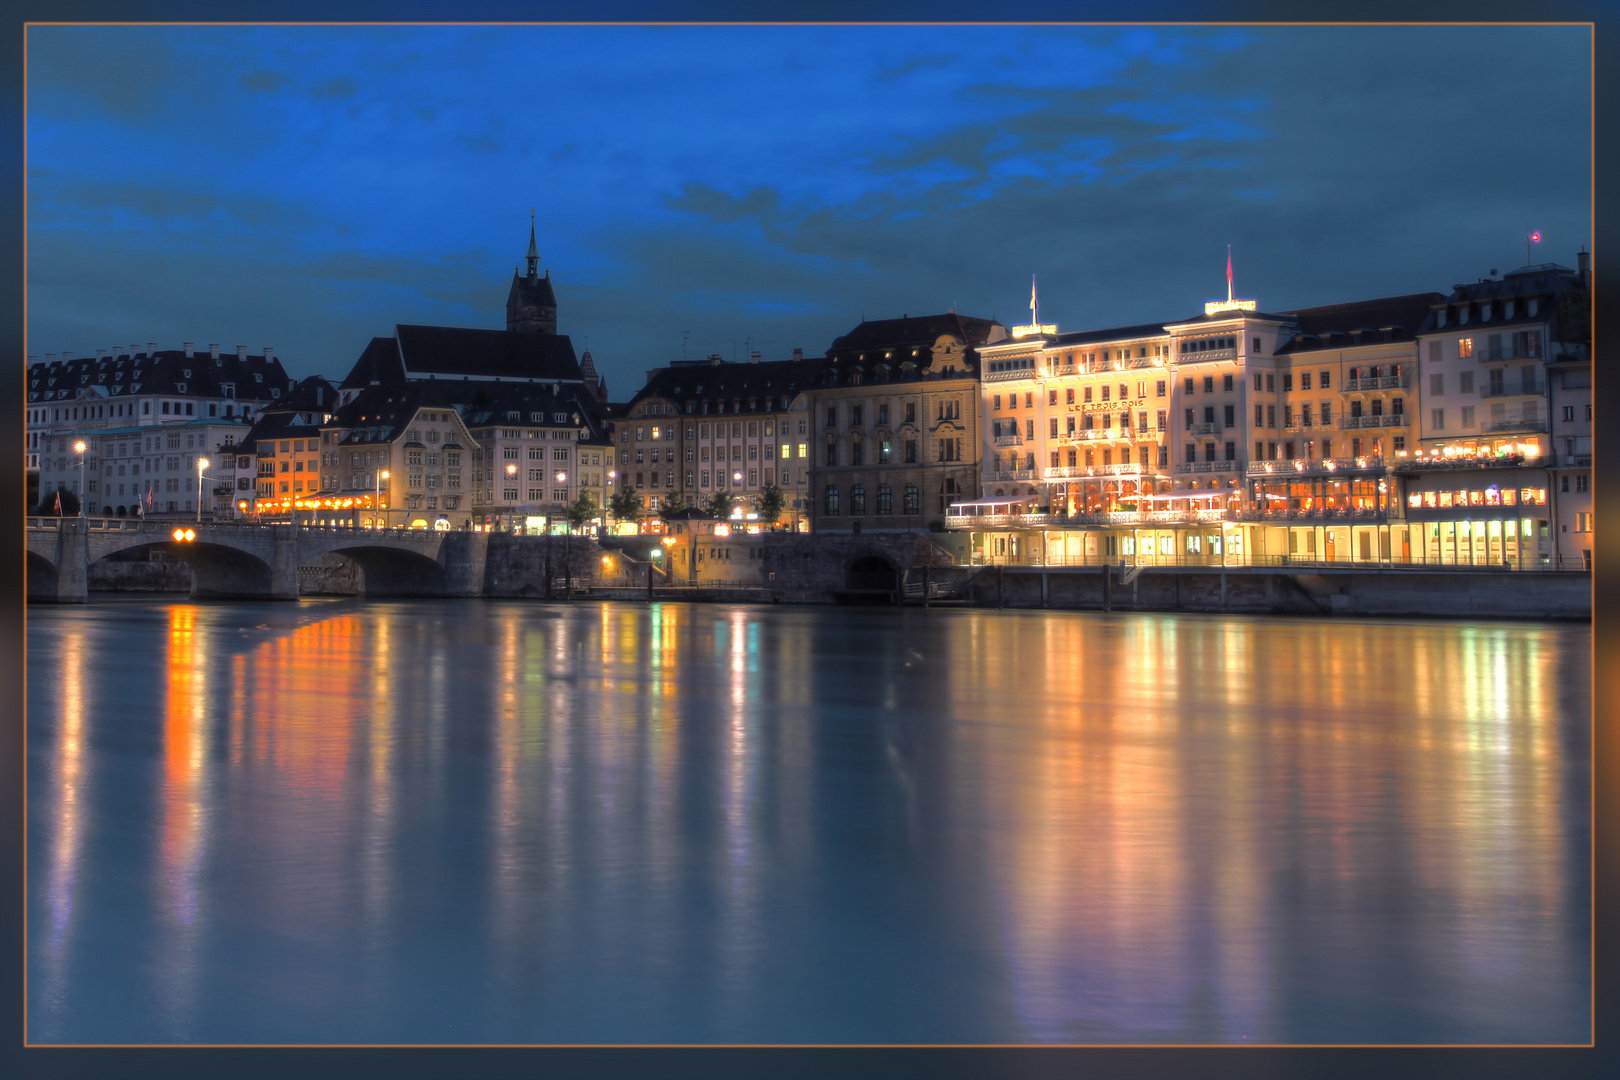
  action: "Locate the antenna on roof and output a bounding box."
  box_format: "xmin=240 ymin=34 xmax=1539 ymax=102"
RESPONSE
xmin=681 ymin=330 xmax=690 ymax=360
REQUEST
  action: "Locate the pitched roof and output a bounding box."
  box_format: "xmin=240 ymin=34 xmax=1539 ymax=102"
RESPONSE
xmin=339 ymin=337 xmax=406 ymax=390
xmin=326 ymin=382 xmax=461 ymax=446
xmin=826 ymin=312 xmax=1005 ymax=355
xmin=395 ymin=324 xmax=581 ymax=382
xmin=27 ymin=348 xmax=295 ymax=404
xmin=1272 ymin=293 xmax=1446 ymax=354
xmin=627 ymin=357 xmax=827 ymax=413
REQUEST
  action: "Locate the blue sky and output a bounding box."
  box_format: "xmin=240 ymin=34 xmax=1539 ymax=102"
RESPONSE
xmin=26 ymin=24 xmax=1591 ymax=395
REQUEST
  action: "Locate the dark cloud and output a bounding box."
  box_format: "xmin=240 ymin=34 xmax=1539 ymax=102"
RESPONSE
xmin=239 ymin=71 xmax=289 ymax=93
xmin=876 ymin=54 xmax=961 ymax=82
xmin=310 ymin=77 xmax=358 ymax=99
xmin=24 ymin=24 xmax=1590 ymax=403
xmin=27 ymin=26 xmax=182 ymax=121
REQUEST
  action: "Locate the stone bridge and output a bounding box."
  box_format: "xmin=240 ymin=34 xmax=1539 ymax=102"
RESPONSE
xmin=27 ymin=517 xmax=491 ymax=602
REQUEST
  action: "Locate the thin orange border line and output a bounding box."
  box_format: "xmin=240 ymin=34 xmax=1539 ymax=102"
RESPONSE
xmin=20 ymin=18 xmax=1598 ymax=1052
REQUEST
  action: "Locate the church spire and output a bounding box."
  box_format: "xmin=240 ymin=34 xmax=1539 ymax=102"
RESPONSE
xmin=526 ymin=210 xmax=539 ymax=280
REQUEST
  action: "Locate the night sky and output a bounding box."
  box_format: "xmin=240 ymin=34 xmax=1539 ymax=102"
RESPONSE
xmin=26 ymin=23 xmax=1591 ymax=395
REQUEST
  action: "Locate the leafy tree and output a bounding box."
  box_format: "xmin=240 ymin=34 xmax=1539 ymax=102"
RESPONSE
xmin=26 ymin=470 xmax=39 ymax=512
xmin=661 ymin=491 xmax=689 ymax=515
xmin=703 ymin=489 xmax=736 ymax=521
xmin=608 ymin=480 xmax=643 ymax=523
xmin=566 ymin=491 xmax=598 ymax=532
xmin=34 ymin=488 xmax=80 ymax=516
xmin=754 ymin=484 xmax=786 ymax=526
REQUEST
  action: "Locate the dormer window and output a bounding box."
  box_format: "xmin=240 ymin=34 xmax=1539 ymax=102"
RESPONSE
xmin=183 ymin=369 xmax=192 ymax=378
xmin=270 ymin=388 xmax=280 ymax=398
xmin=254 ymin=373 xmax=263 ymax=382
xmin=176 ymin=382 xmax=187 ymax=393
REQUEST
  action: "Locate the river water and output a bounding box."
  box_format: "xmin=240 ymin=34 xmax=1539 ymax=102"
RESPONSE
xmin=26 ymin=598 xmax=1590 ymax=1045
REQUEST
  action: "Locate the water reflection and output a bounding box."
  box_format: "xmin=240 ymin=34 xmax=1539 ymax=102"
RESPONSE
xmin=27 ymin=602 xmax=1589 ymax=1045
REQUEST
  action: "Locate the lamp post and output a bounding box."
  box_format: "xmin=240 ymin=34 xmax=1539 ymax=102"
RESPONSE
xmin=196 ymin=457 xmax=210 ymax=523
xmin=73 ymin=440 xmax=86 ymax=517
xmin=377 ymin=469 xmax=389 ymax=528
xmin=506 ymin=462 xmax=517 ymax=531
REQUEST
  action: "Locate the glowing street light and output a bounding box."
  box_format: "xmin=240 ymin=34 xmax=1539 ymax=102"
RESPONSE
xmin=73 ymin=440 xmax=86 ymax=517
xmin=196 ymin=457 xmax=210 ymax=523
xmin=377 ymin=469 xmax=389 ymax=527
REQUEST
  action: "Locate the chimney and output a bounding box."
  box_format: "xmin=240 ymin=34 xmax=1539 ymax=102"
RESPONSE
xmin=264 ymin=346 xmax=273 ymax=362
xmin=209 ymin=344 xmax=220 ymax=360
xmin=709 ymin=353 xmax=723 ymax=366
xmin=1578 ymin=249 xmax=1589 ymax=288
xmin=46 ymin=353 xmax=56 ymax=363
xmin=792 ymin=347 xmax=803 ymax=361
xmin=147 ymin=343 xmax=158 ymax=357
xmin=27 ymin=355 xmax=36 ymax=364
xmin=63 ymin=352 xmax=72 ymax=362
xmin=184 ymin=342 xmax=195 ymax=358
xmin=236 ymin=345 xmax=247 ymax=361
xmin=96 ymin=350 xmax=106 ymax=359
xmin=750 ymin=351 xmax=761 ymax=364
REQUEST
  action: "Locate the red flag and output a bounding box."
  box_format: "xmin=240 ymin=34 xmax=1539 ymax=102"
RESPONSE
xmin=52 ymin=491 xmax=61 ymax=515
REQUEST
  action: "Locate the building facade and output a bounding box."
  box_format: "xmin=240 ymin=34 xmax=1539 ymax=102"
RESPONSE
xmin=809 ymin=313 xmax=1004 ymax=533
xmin=1405 ymin=255 xmax=1590 ymax=568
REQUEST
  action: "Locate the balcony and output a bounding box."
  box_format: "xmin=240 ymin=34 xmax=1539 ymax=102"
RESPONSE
xmin=992 ymin=433 xmax=1023 ymax=447
xmin=1484 ymin=419 xmax=1548 ymax=434
xmin=1247 ymin=456 xmax=1386 ymax=477
xmin=944 ymin=511 xmax=1055 ymax=529
xmin=1478 ymin=347 xmax=1540 ymax=364
xmin=1243 ymin=505 xmax=1394 ymax=522
xmin=1345 ymin=375 xmax=1409 ymax=391
xmin=1340 ymin=414 xmax=1407 ymax=429
xmin=988 ymin=469 xmax=1035 ymax=482
xmin=1187 ymin=422 xmax=1219 ymax=436
xmin=984 ymin=366 xmax=1038 ymax=383
xmin=1479 ymin=381 xmax=1547 ymax=398
xmin=1389 ymin=453 xmax=1537 ymax=472
xmin=1175 ymin=460 xmax=1236 ymax=474
xmin=1043 ymin=462 xmax=1149 ymax=480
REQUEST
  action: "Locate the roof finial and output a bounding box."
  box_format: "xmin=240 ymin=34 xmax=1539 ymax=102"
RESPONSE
xmin=526 ymin=210 xmax=539 ymax=280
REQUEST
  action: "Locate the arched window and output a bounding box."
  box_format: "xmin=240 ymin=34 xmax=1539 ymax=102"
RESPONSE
xmin=877 ymin=485 xmax=893 ymax=515
xmin=903 ymin=484 xmax=920 ymax=515
xmin=851 ymin=485 xmax=866 ymax=516
xmin=824 ymin=487 xmax=839 ymax=516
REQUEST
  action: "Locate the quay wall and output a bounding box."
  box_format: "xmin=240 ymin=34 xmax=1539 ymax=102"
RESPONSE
xmin=965 ymin=566 xmax=1590 ymax=620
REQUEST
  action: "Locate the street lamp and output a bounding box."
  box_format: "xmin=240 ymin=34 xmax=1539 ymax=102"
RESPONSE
xmin=506 ymin=463 xmax=518 ymax=532
xmin=377 ymin=469 xmax=389 ymax=528
xmin=73 ymin=440 xmax=86 ymax=517
xmin=196 ymin=457 xmax=210 ymax=523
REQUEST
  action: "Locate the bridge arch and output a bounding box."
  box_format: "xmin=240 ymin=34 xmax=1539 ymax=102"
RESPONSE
xmin=323 ymin=543 xmax=450 ymax=598
xmin=28 ymin=550 xmax=58 ymax=600
xmin=87 ymin=539 xmax=275 ymax=599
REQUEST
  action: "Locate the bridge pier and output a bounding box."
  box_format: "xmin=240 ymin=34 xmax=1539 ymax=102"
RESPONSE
xmin=55 ymin=520 xmax=90 ymax=603
xmin=271 ymin=525 xmax=300 ymax=600
xmin=439 ymin=531 xmax=490 ymax=597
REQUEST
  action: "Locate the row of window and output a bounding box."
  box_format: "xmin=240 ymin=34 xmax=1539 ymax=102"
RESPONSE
xmin=822 ymin=484 xmax=923 ymax=516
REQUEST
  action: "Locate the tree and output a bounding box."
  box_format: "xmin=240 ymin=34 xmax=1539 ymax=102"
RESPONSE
xmin=26 ymin=470 xmax=39 ymax=512
xmin=608 ymin=480 xmax=643 ymax=525
xmin=34 ymin=488 xmax=80 ymax=516
xmin=703 ymin=489 xmax=736 ymax=521
xmin=566 ymin=491 xmax=598 ymax=533
xmin=661 ymin=491 xmax=689 ymax=515
xmin=754 ymin=484 xmax=786 ymax=527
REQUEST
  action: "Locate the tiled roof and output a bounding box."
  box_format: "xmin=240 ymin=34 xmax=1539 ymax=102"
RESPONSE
xmin=628 ymin=358 xmax=827 ymax=412
xmin=395 ymin=324 xmax=582 ymax=382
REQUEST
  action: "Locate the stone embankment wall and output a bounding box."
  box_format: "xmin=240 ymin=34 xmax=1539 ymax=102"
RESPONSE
xmin=964 ymin=566 xmax=1590 ymax=620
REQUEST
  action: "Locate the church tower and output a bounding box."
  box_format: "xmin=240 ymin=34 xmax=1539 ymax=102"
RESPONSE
xmin=506 ymin=216 xmax=558 ymax=334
